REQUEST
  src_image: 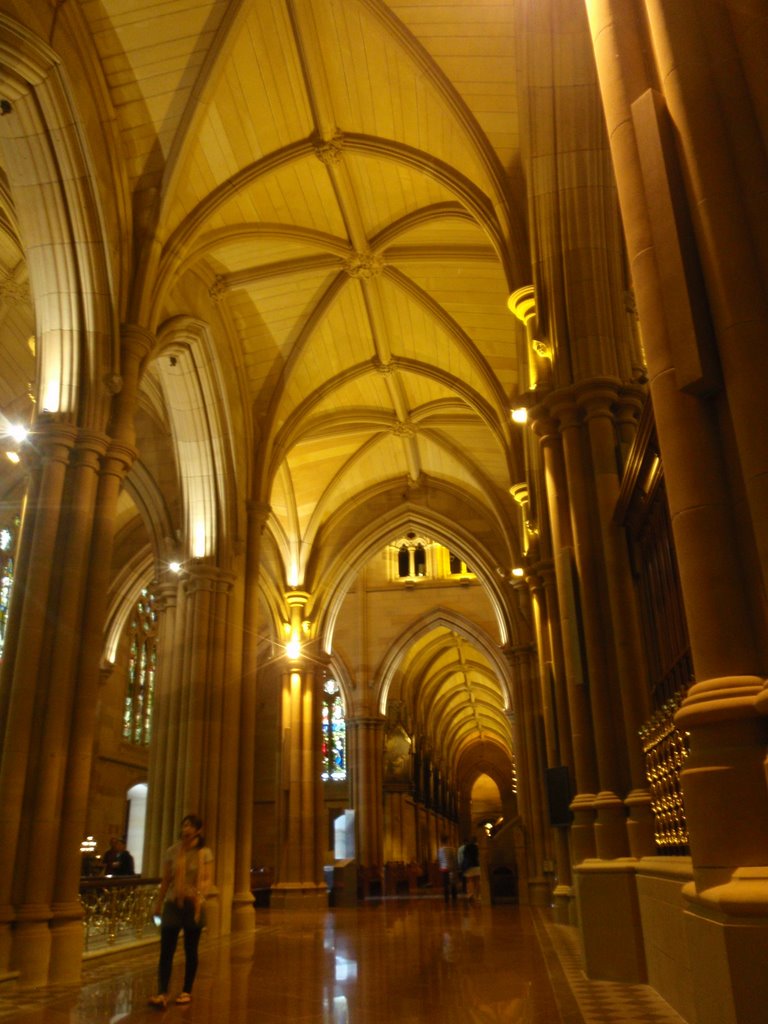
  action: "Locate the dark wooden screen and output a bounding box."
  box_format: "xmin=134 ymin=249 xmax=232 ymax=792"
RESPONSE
xmin=615 ymin=400 xmax=692 ymax=854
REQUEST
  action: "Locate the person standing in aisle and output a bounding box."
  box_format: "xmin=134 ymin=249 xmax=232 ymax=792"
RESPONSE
xmin=437 ymin=835 xmax=458 ymax=903
xmin=148 ymin=814 xmax=213 ymax=1009
xmin=462 ymin=836 xmax=481 ymax=902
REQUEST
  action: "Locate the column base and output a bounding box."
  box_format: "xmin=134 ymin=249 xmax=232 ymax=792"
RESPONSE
xmin=636 ymin=857 xmax=695 ymax=1023
xmin=552 ymin=884 xmax=576 ymax=925
xmin=575 ymin=859 xmax=646 ymax=983
xmin=48 ymin=903 xmax=84 ymax=986
xmin=527 ymin=877 xmax=552 ymax=907
xmin=683 ymin=869 xmax=768 ymax=1024
xmin=203 ymin=892 xmax=221 ymax=937
xmin=569 ymin=793 xmax=597 ymax=864
xmin=12 ymin=912 xmax=52 ymax=988
xmin=625 ymin=788 xmax=656 ymax=858
xmin=269 ymin=883 xmax=328 ymax=911
xmin=0 ymin=909 xmax=13 ymax=975
xmin=230 ymin=892 xmax=256 ymax=932
xmin=593 ymin=790 xmax=630 ymax=859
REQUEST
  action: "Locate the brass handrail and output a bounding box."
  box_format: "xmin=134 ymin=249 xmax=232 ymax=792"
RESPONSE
xmin=79 ymin=877 xmax=161 ymax=951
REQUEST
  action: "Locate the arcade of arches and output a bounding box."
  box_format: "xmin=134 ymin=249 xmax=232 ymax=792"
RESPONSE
xmin=0 ymin=2 xmax=768 ymax=1023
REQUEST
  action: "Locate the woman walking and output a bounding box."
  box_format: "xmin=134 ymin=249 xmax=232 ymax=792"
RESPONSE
xmin=148 ymin=814 xmax=213 ymax=1008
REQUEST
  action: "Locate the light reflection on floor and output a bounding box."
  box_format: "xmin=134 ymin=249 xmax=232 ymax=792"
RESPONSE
xmin=0 ymin=899 xmax=685 ymax=1023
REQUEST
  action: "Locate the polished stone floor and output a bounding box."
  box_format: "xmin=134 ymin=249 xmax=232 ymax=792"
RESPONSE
xmin=0 ymin=897 xmax=685 ymax=1023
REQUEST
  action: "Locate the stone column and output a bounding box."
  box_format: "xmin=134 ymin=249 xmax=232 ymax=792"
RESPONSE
xmin=587 ymin=0 xmax=768 ymax=1006
xmin=182 ymin=563 xmax=236 ymax=936
xmin=272 ymin=593 xmax=326 ymax=909
xmin=504 ymin=634 xmax=551 ymax=907
xmin=231 ymin=502 xmax=270 ymax=931
xmin=528 ymin=568 xmax=574 ymax=921
xmin=0 ymin=422 xmax=76 ymax=984
xmin=143 ymin=573 xmax=181 ymax=877
xmin=575 ymin=380 xmax=655 ymax=858
xmin=348 ymin=716 xmax=385 ymax=876
xmin=552 ymin=392 xmax=629 ymax=857
xmin=532 ymin=412 xmax=598 ymax=862
xmin=49 ymin=432 xmax=136 ymax=984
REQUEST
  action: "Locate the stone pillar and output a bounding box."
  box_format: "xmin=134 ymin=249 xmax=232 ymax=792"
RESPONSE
xmin=586 ymin=0 xmax=768 ymax=1005
xmin=0 ymin=418 xmax=140 ymax=986
xmin=575 ymin=380 xmax=654 ymax=858
xmin=49 ymin=433 xmax=136 ymax=984
xmin=0 ymin=422 xmax=77 ymax=985
xmin=143 ymin=573 xmax=181 ymax=877
xmin=231 ymin=501 xmax=270 ymax=931
xmin=144 ymin=559 xmax=237 ymax=937
xmin=272 ymin=592 xmax=326 ymax=909
xmin=552 ymin=392 xmax=629 ymax=857
xmin=533 ymin=412 xmax=598 ymax=862
xmin=504 ymin=637 xmax=551 ymax=908
xmin=527 ymin=569 xmax=574 ymax=921
xmin=348 ymin=715 xmax=385 ymax=875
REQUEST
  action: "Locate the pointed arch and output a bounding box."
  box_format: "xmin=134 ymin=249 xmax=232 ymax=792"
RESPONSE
xmin=310 ymin=495 xmax=521 ymax=651
xmin=152 ymin=316 xmax=246 ymax=567
xmin=374 ymin=608 xmax=514 ymax=716
xmin=0 ymin=14 xmax=116 ymax=429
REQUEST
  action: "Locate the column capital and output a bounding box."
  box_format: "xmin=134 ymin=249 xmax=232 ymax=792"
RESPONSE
xmin=153 ymin=575 xmax=181 ymax=609
xmin=547 ymin=392 xmax=580 ymax=431
xmin=508 ymin=284 xmax=536 ymax=324
xmin=530 ymin=412 xmax=560 ymax=444
xmin=573 ymin=377 xmax=621 ymax=418
xmin=24 ymin=417 xmax=78 ymax=465
xmin=500 ymin=641 xmax=536 ymax=669
xmin=183 ymin=562 xmax=236 ymax=595
xmin=247 ymin=501 xmax=271 ymax=531
xmin=285 ymin=589 xmax=311 ymax=611
xmin=347 ymin=714 xmax=386 ymax=730
xmin=120 ymin=322 xmax=155 ymax=363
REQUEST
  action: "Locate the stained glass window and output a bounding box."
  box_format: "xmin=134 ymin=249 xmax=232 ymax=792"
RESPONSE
xmin=0 ymin=516 xmax=19 ymax=663
xmin=123 ymin=587 xmax=159 ymax=745
xmin=321 ymin=678 xmax=346 ymax=781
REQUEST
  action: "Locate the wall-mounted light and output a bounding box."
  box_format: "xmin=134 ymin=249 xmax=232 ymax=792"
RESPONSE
xmin=7 ymin=424 xmax=28 ymax=443
xmin=168 ymin=561 xmax=182 ymax=574
xmin=284 ymin=590 xmax=310 ymax=662
xmin=3 ymin=422 xmax=28 ymax=463
xmin=511 ymin=567 xmax=525 ymax=578
xmin=285 ymin=631 xmax=302 ymax=661
xmin=511 ymin=407 xmax=528 ymax=424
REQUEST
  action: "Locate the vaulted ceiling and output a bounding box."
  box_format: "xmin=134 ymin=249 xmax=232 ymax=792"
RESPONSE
xmin=0 ymin=0 xmax=533 ymax=786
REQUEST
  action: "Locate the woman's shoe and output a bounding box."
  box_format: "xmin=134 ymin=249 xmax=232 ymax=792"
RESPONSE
xmin=175 ymin=992 xmax=192 ymax=1004
xmin=148 ymin=994 xmax=168 ymax=1009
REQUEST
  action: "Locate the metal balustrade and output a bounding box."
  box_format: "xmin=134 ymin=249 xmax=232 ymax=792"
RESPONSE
xmin=79 ymin=877 xmax=161 ymax=951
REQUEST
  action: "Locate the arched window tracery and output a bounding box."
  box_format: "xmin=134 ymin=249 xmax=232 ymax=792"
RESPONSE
xmin=122 ymin=587 xmax=159 ymax=745
xmin=321 ymin=678 xmax=346 ymax=781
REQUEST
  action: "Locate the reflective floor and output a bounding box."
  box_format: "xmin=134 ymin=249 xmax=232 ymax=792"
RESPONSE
xmin=0 ymin=898 xmax=685 ymax=1023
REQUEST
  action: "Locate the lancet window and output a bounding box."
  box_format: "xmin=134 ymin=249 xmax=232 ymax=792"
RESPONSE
xmin=321 ymin=678 xmax=346 ymax=781
xmin=122 ymin=587 xmax=159 ymax=745
xmin=0 ymin=516 xmax=19 ymax=662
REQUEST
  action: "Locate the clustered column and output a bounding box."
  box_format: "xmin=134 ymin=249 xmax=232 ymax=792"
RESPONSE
xmin=271 ymin=591 xmax=326 ymax=909
xmin=144 ymin=561 xmax=238 ymax=935
xmin=348 ymin=715 xmax=385 ymax=875
xmin=0 ymin=328 xmax=147 ymax=986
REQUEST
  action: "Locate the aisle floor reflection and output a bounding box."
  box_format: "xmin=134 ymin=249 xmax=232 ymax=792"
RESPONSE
xmin=0 ymin=898 xmax=685 ymax=1023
